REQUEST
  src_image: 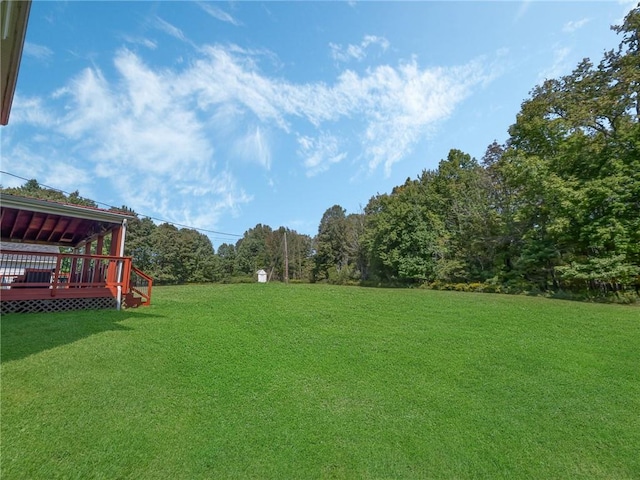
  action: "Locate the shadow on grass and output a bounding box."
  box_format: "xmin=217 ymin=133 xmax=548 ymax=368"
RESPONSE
xmin=0 ymin=309 xmax=164 ymax=363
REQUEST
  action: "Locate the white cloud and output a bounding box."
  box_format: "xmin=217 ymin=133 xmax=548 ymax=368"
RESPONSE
xmin=122 ymin=35 xmax=157 ymax=50
xmin=330 ymin=35 xmax=390 ymax=63
xmin=23 ymin=42 xmax=53 ymax=60
xmin=618 ymin=0 xmax=637 ymax=12
xmin=297 ymin=133 xmax=347 ymax=177
xmin=616 ymin=0 xmax=637 ymax=24
xmin=514 ymin=0 xmax=532 ymax=22
xmin=563 ymin=18 xmax=590 ymax=33
xmin=197 ymin=2 xmax=242 ymax=26
xmin=180 ymin=43 xmax=490 ymax=176
xmin=539 ymin=46 xmax=571 ymax=81
xmin=57 ymin=67 xmax=119 ymax=138
xmin=0 ymin=140 xmax=94 ymax=196
xmin=0 ymin=174 xmax=23 ymax=189
xmin=47 ymin=48 xmax=249 ymax=228
xmin=333 ymin=59 xmax=489 ymax=174
xmin=8 ymin=94 xmax=55 ymax=126
xmin=181 ymin=45 xmax=292 ymax=130
xmin=234 ymin=126 xmax=272 ymax=169
xmin=77 ymin=45 xmax=490 ymax=177
xmin=7 ymin=41 xmax=493 ymax=228
xmin=0 ymin=143 xmax=48 ymax=181
xmin=154 ymin=16 xmax=187 ymax=42
xmin=206 ymin=171 xmax=253 ymax=215
xmin=42 ymin=163 xmax=93 ymax=193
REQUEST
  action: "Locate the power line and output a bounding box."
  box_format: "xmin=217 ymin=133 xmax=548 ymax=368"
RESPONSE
xmin=0 ymin=170 xmax=243 ymax=238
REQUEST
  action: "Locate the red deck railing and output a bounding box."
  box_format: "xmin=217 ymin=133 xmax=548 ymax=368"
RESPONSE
xmin=0 ymin=249 xmax=138 ymax=303
xmin=129 ymin=266 xmax=153 ymax=306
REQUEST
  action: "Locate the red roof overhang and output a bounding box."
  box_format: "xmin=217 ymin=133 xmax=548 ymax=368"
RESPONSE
xmin=0 ymin=193 xmax=134 ymax=247
xmin=1 ymin=0 xmax=32 ymax=125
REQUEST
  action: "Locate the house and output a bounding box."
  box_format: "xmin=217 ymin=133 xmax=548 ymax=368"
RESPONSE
xmin=0 ymin=193 xmax=152 ymax=313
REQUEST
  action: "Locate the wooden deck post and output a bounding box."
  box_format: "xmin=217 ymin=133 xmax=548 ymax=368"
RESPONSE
xmin=51 ymin=255 xmax=62 ymax=297
xmin=110 ymin=226 xmax=122 ymax=256
xmin=92 ymin=235 xmax=105 ymax=284
xmin=81 ymin=241 xmax=92 ymax=285
xmin=95 ymin=235 xmax=104 ymax=255
xmin=106 ymin=226 xmax=122 ymax=286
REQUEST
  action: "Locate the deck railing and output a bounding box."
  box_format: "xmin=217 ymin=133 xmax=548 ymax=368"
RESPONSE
xmin=130 ymin=266 xmax=153 ymax=306
xmin=0 ymin=249 xmax=132 ymax=301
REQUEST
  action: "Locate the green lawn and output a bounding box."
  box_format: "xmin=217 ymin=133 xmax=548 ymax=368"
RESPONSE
xmin=1 ymin=284 xmax=639 ymax=479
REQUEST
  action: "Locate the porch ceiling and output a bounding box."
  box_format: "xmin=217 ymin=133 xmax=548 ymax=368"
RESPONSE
xmin=0 ymin=194 xmax=133 ymax=247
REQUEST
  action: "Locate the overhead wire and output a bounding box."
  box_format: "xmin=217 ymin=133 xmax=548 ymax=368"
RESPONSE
xmin=0 ymin=170 xmax=243 ymax=239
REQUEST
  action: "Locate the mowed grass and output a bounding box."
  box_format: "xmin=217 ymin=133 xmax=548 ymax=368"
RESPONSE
xmin=1 ymin=284 xmax=639 ymax=479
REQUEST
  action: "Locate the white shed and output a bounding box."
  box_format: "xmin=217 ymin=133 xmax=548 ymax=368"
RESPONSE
xmin=256 ymin=269 xmax=267 ymax=283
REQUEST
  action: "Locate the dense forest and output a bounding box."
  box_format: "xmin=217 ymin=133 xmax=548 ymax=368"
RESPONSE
xmin=2 ymin=8 xmax=638 ymax=299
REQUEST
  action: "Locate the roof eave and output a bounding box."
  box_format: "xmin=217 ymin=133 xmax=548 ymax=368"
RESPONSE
xmin=1 ymin=0 xmax=32 ymax=126
xmin=0 ymin=193 xmax=134 ymax=225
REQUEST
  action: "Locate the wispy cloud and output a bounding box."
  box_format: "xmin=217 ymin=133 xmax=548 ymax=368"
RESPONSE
xmin=154 ymin=16 xmax=187 ymax=42
xmin=297 ymin=133 xmax=347 ymax=177
xmin=179 ymin=44 xmax=491 ymax=174
xmin=330 ymin=35 xmax=390 ymax=63
xmin=4 ymin=41 xmax=494 ymax=228
xmin=514 ymin=0 xmax=532 ymax=22
xmin=8 ymin=94 xmax=55 ymax=126
xmin=197 ymin=2 xmax=242 ymax=26
xmin=17 ymin=48 xmax=250 ymax=228
xmin=121 ymin=34 xmax=157 ymax=50
xmin=563 ymin=18 xmax=590 ymax=33
xmin=0 ymin=143 xmax=48 ymax=185
xmin=234 ymin=126 xmax=272 ymax=169
xmin=539 ymin=45 xmax=571 ymax=81
xmin=0 ymin=141 xmax=94 ymax=196
xmin=23 ymin=42 xmax=54 ymax=60
xmin=616 ymin=0 xmax=637 ymax=24
xmin=43 ymin=163 xmax=94 ymax=193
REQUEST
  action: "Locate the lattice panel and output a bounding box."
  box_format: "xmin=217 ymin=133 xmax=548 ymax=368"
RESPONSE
xmin=1 ymin=297 xmax=117 ymax=314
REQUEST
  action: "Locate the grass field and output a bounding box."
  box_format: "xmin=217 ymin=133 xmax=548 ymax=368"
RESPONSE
xmin=1 ymin=284 xmax=639 ymax=479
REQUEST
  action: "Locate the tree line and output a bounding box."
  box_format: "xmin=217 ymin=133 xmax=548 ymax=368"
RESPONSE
xmin=314 ymin=9 xmax=639 ymax=297
xmin=0 ymin=179 xmax=315 ymax=284
xmin=2 ymin=8 xmax=638 ymax=298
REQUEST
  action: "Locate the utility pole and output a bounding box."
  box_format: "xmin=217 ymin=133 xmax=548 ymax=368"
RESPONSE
xmin=284 ymin=231 xmax=289 ymax=283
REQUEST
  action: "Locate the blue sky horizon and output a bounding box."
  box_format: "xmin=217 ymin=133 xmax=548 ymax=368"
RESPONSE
xmin=1 ymin=1 xmax=635 ymax=247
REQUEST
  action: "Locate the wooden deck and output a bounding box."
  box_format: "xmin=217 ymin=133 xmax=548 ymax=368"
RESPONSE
xmin=1 ymin=249 xmax=152 ymax=311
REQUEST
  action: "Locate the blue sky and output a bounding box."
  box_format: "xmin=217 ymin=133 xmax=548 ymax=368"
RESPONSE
xmin=1 ymin=1 xmax=635 ymax=247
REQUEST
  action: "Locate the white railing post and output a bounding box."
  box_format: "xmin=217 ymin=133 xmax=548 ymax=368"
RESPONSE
xmin=116 ymin=219 xmax=128 ymax=310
